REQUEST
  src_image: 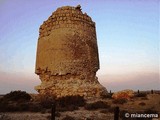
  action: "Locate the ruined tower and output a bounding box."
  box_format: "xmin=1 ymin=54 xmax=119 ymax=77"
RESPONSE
xmin=35 ymin=5 xmax=107 ymax=98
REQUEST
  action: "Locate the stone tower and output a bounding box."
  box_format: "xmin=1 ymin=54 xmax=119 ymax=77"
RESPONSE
xmin=35 ymin=5 xmax=107 ymax=98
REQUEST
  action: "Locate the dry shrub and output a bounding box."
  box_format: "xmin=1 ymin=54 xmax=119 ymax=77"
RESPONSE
xmin=46 ymin=115 xmax=51 ymax=120
xmin=17 ymin=103 xmax=29 ymax=111
xmin=3 ymin=91 xmax=31 ymax=102
xmin=57 ymin=95 xmax=85 ymax=107
xmin=119 ymin=110 xmax=129 ymax=119
xmin=85 ymin=118 xmax=94 ymax=120
xmin=29 ymin=103 xmax=43 ymax=112
xmin=56 ymin=95 xmax=85 ymax=112
xmin=0 ymin=93 xmax=43 ymax=112
xmin=46 ymin=112 xmax=61 ymax=120
xmin=108 ymin=107 xmax=115 ymax=113
xmin=0 ymin=99 xmax=8 ymax=112
xmin=0 ymin=103 xmax=27 ymax=112
xmin=135 ymin=93 xmax=147 ymax=97
xmin=62 ymin=115 xmax=75 ymax=120
xmin=0 ymin=114 xmax=11 ymax=120
xmin=139 ymin=102 xmax=146 ymax=106
xmin=144 ymin=108 xmax=158 ymax=114
xmin=39 ymin=94 xmax=56 ymax=109
xmin=101 ymin=93 xmax=113 ymax=99
xmin=112 ymin=98 xmax=127 ymax=104
xmin=85 ymin=101 xmax=110 ymax=110
xmin=141 ymin=97 xmax=148 ymax=100
xmin=55 ymin=112 xmax=61 ymax=117
xmin=0 ymin=101 xmax=43 ymax=112
xmin=57 ymin=105 xmax=78 ymax=112
xmin=0 ymin=91 xmax=35 ymax=112
xmin=100 ymin=109 xmax=108 ymax=114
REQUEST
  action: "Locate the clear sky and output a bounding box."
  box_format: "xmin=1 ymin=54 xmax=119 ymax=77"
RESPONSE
xmin=0 ymin=0 xmax=159 ymax=94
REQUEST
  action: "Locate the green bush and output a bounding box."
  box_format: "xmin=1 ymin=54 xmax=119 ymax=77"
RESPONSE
xmin=85 ymin=101 xmax=110 ymax=110
xmin=112 ymin=98 xmax=127 ymax=104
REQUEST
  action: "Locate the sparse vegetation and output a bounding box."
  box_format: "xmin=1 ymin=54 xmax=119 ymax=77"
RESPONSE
xmin=135 ymin=93 xmax=147 ymax=97
xmin=0 ymin=114 xmax=11 ymax=120
xmin=112 ymin=98 xmax=127 ymax=104
xmin=57 ymin=95 xmax=85 ymax=107
xmin=100 ymin=109 xmax=108 ymax=114
xmin=0 ymin=92 xmax=86 ymax=113
xmin=139 ymin=102 xmax=146 ymax=106
xmin=0 ymin=91 xmax=41 ymax=112
xmin=46 ymin=112 xmax=61 ymax=120
xmin=0 ymin=90 xmax=159 ymax=120
xmin=108 ymin=107 xmax=115 ymax=113
xmin=57 ymin=104 xmax=78 ymax=112
xmin=55 ymin=112 xmax=61 ymax=117
xmin=0 ymin=100 xmax=42 ymax=112
xmin=101 ymin=93 xmax=113 ymax=99
xmin=85 ymin=101 xmax=110 ymax=110
xmin=119 ymin=110 xmax=128 ymax=120
xmin=144 ymin=108 xmax=158 ymax=114
xmin=39 ymin=94 xmax=55 ymax=109
xmin=3 ymin=91 xmax=31 ymax=102
xmin=141 ymin=97 xmax=148 ymax=100
xmin=56 ymin=95 xmax=85 ymax=112
xmin=101 ymin=90 xmax=113 ymax=99
xmin=28 ymin=103 xmax=43 ymax=112
xmin=62 ymin=115 xmax=75 ymax=120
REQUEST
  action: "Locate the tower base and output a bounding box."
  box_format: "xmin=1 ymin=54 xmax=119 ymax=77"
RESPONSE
xmin=35 ymin=79 xmax=107 ymax=99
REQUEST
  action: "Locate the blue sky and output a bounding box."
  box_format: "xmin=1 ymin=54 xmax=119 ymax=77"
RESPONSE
xmin=0 ymin=0 xmax=159 ymax=93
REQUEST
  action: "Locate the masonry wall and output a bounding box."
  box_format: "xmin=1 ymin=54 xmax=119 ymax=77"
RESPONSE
xmin=36 ymin=6 xmax=99 ymax=81
xmin=35 ymin=5 xmax=107 ymax=98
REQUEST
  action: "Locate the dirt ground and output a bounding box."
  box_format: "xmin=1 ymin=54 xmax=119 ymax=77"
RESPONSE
xmin=0 ymin=93 xmax=160 ymax=120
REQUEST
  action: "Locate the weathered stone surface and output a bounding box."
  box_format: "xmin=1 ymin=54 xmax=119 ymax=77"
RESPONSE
xmin=112 ymin=89 xmax=134 ymax=100
xmin=35 ymin=5 xmax=107 ymax=98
